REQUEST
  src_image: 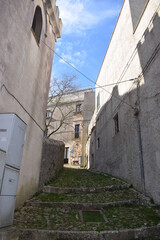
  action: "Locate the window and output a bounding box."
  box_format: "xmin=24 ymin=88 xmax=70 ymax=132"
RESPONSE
xmin=97 ymin=137 xmax=100 ymax=149
xmin=31 ymin=6 xmax=43 ymax=44
xmin=46 ymin=111 xmax=51 ymax=119
xmin=75 ymin=124 xmax=80 ymax=138
xmin=76 ymin=104 xmax=82 ymax=113
xmin=113 ymin=113 xmax=119 ymax=134
xmin=64 ymin=147 xmax=69 ymax=164
xmin=97 ymin=92 xmax=100 ymax=110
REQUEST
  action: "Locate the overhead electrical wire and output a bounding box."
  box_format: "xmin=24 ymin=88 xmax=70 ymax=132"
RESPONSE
xmin=41 ymin=39 xmax=136 ymax=110
xmin=42 ymin=3 xmax=160 ymax=112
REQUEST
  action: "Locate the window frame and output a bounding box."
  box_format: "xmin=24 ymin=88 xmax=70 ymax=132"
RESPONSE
xmin=97 ymin=137 xmax=100 ymax=149
xmin=76 ymin=104 xmax=82 ymax=113
xmin=31 ymin=6 xmax=43 ymax=45
xmin=113 ymin=113 xmax=120 ymax=135
xmin=46 ymin=111 xmax=51 ymax=119
xmin=75 ymin=124 xmax=80 ymax=138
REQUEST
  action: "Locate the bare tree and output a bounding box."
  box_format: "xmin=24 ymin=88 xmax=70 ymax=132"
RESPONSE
xmin=45 ymin=75 xmax=79 ymax=138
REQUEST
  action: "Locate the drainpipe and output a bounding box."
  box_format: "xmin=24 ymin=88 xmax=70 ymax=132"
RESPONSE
xmin=94 ymin=127 xmax=96 ymax=170
xmin=134 ymin=80 xmax=145 ymax=194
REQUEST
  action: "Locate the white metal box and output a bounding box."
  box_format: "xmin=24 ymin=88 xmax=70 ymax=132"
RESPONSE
xmin=1 ymin=166 xmax=19 ymax=196
xmin=0 ymin=196 xmax=16 ymax=228
xmin=0 ymin=152 xmax=6 ymax=191
xmin=0 ymin=113 xmax=26 ymax=169
xmin=0 ymin=113 xmax=27 ymax=228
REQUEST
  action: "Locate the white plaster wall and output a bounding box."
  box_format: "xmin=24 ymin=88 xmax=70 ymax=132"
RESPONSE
xmin=92 ymin=0 xmax=160 ymax=203
xmin=96 ymin=0 xmax=160 ymax=113
xmin=0 ymin=0 xmax=60 ymax=205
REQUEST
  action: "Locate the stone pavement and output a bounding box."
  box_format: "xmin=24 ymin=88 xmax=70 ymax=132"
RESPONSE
xmin=12 ymin=167 xmax=160 ymax=239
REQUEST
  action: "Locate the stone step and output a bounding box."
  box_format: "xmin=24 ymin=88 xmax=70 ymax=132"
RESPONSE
xmin=15 ymin=225 xmax=160 ymax=240
xmin=12 ymin=168 xmax=160 ymax=239
xmin=43 ymin=183 xmax=131 ymax=194
xmin=25 ymin=199 xmax=140 ymax=210
xmin=14 ymin=204 xmax=160 ymax=233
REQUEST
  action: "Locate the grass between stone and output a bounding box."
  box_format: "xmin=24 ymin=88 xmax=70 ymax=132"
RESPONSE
xmin=14 ymin=205 xmax=160 ymax=231
xmin=46 ymin=168 xmax=124 ymax=188
xmin=33 ymin=188 xmax=139 ymax=203
xmin=14 ymin=168 xmax=160 ymax=233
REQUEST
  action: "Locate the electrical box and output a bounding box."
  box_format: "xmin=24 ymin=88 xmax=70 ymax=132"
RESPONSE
xmin=0 ymin=114 xmax=26 ymax=169
xmin=0 ymin=152 xmax=5 ymax=191
xmin=0 ymin=113 xmax=27 ymax=228
xmin=1 ymin=166 xmax=19 ymax=196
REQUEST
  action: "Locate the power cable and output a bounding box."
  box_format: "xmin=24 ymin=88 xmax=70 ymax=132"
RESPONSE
xmin=41 ymin=39 xmax=136 ymax=110
xmin=42 ymin=2 xmax=160 ymax=112
xmin=0 ymin=84 xmax=44 ymax=132
xmin=93 ymin=78 xmax=138 ymax=89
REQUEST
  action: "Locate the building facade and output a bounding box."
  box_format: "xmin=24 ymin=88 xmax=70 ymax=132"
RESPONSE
xmin=87 ymin=0 xmax=160 ymax=204
xmin=47 ymin=89 xmax=95 ymax=166
xmin=0 ymin=0 xmax=62 ymax=206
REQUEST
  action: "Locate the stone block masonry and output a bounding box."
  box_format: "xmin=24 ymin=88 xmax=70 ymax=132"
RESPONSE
xmin=38 ymin=138 xmax=65 ymax=189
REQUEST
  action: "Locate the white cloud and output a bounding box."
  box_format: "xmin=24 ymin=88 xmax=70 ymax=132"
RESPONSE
xmin=57 ymin=0 xmax=120 ymax=35
xmin=57 ymin=40 xmax=87 ymax=68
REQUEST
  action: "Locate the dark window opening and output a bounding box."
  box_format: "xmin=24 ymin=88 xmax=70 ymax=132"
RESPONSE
xmin=32 ymin=6 xmax=43 ymax=44
xmin=76 ymin=104 xmax=82 ymax=112
xmin=97 ymin=137 xmax=100 ymax=149
xmin=46 ymin=111 xmax=51 ymax=119
xmin=64 ymin=147 xmax=69 ymax=164
xmin=75 ymin=124 xmax=80 ymax=138
xmin=113 ymin=113 xmax=119 ymax=134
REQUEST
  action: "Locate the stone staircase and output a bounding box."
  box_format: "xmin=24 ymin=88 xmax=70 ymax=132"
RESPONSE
xmin=12 ymin=168 xmax=160 ymax=239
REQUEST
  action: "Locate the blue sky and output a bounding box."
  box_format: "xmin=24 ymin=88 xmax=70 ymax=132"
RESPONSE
xmin=51 ymin=0 xmax=124 ymax=89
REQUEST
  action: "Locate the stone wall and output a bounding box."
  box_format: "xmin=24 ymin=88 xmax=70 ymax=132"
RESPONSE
xmin=39 ymin=139 xmax=65 ymax=189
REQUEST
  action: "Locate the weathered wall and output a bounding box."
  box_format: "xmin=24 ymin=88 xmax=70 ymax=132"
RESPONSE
xmin=47 ymin=89 xmax=94 ymax=165
xmin=82 ymin=91 xmax=95 ymax=166
xmin=0 ymin=0 xmax=61 ymax=206
xmin=89 ymin=0 xmax=160 ymax=203
xmin=39 ymin=138 xmax=65 ymax=189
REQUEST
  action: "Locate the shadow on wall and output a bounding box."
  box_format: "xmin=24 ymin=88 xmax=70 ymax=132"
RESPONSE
xmin=89 ymin=11 xmax=160 ymax=203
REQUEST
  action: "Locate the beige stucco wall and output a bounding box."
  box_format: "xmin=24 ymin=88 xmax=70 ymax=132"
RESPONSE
xmin=0 ymin=0 xmax=61 ymax=206
xmin=47 ymin=89 xmax=95 ymax=166
xmin=89 ymin=0 xmax=160 ymax=203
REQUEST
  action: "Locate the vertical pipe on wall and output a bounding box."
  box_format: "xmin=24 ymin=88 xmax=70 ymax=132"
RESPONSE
xmin=135 ymin=80 xmax=145 ymax=194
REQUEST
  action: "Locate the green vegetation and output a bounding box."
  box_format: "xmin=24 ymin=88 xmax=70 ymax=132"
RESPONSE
xmin=14 ymin=205 xmax=160 ymax=231
xmin=14 ymin=167 xmax=160 ymax=234
xmin=82 ymin=210 xmax=105 ymax=222
xmin=34 ymin=188 xmax=138 ymax=203
xmin=47 ymin=168 xmax=124 ymax=188
xmin=103 ymin=206 xmax=160 ymax=230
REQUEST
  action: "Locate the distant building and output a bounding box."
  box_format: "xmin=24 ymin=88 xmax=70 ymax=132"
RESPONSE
xmin=47 ymin=89 xmax=95 ymax=166
xmin=0 ymin=0 xmax=62 ymax=206
xmin=87 ymin=0 xmax=160 ymax=204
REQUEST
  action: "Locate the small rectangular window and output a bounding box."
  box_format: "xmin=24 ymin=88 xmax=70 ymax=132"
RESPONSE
xmin=75 ymin=124 xmax=80 ymax=138
xmin=97 ymin=137 xmax=100 ymax=149
xmin=64 ymin=147 xmax=69 ymax=164
xmin=76 ymin=104 xmax=82 ymax=112
xmin=113 ymin=113 xmax=119 ymax=134
xmin=46 ymin=111 xmax=51 ymax=119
